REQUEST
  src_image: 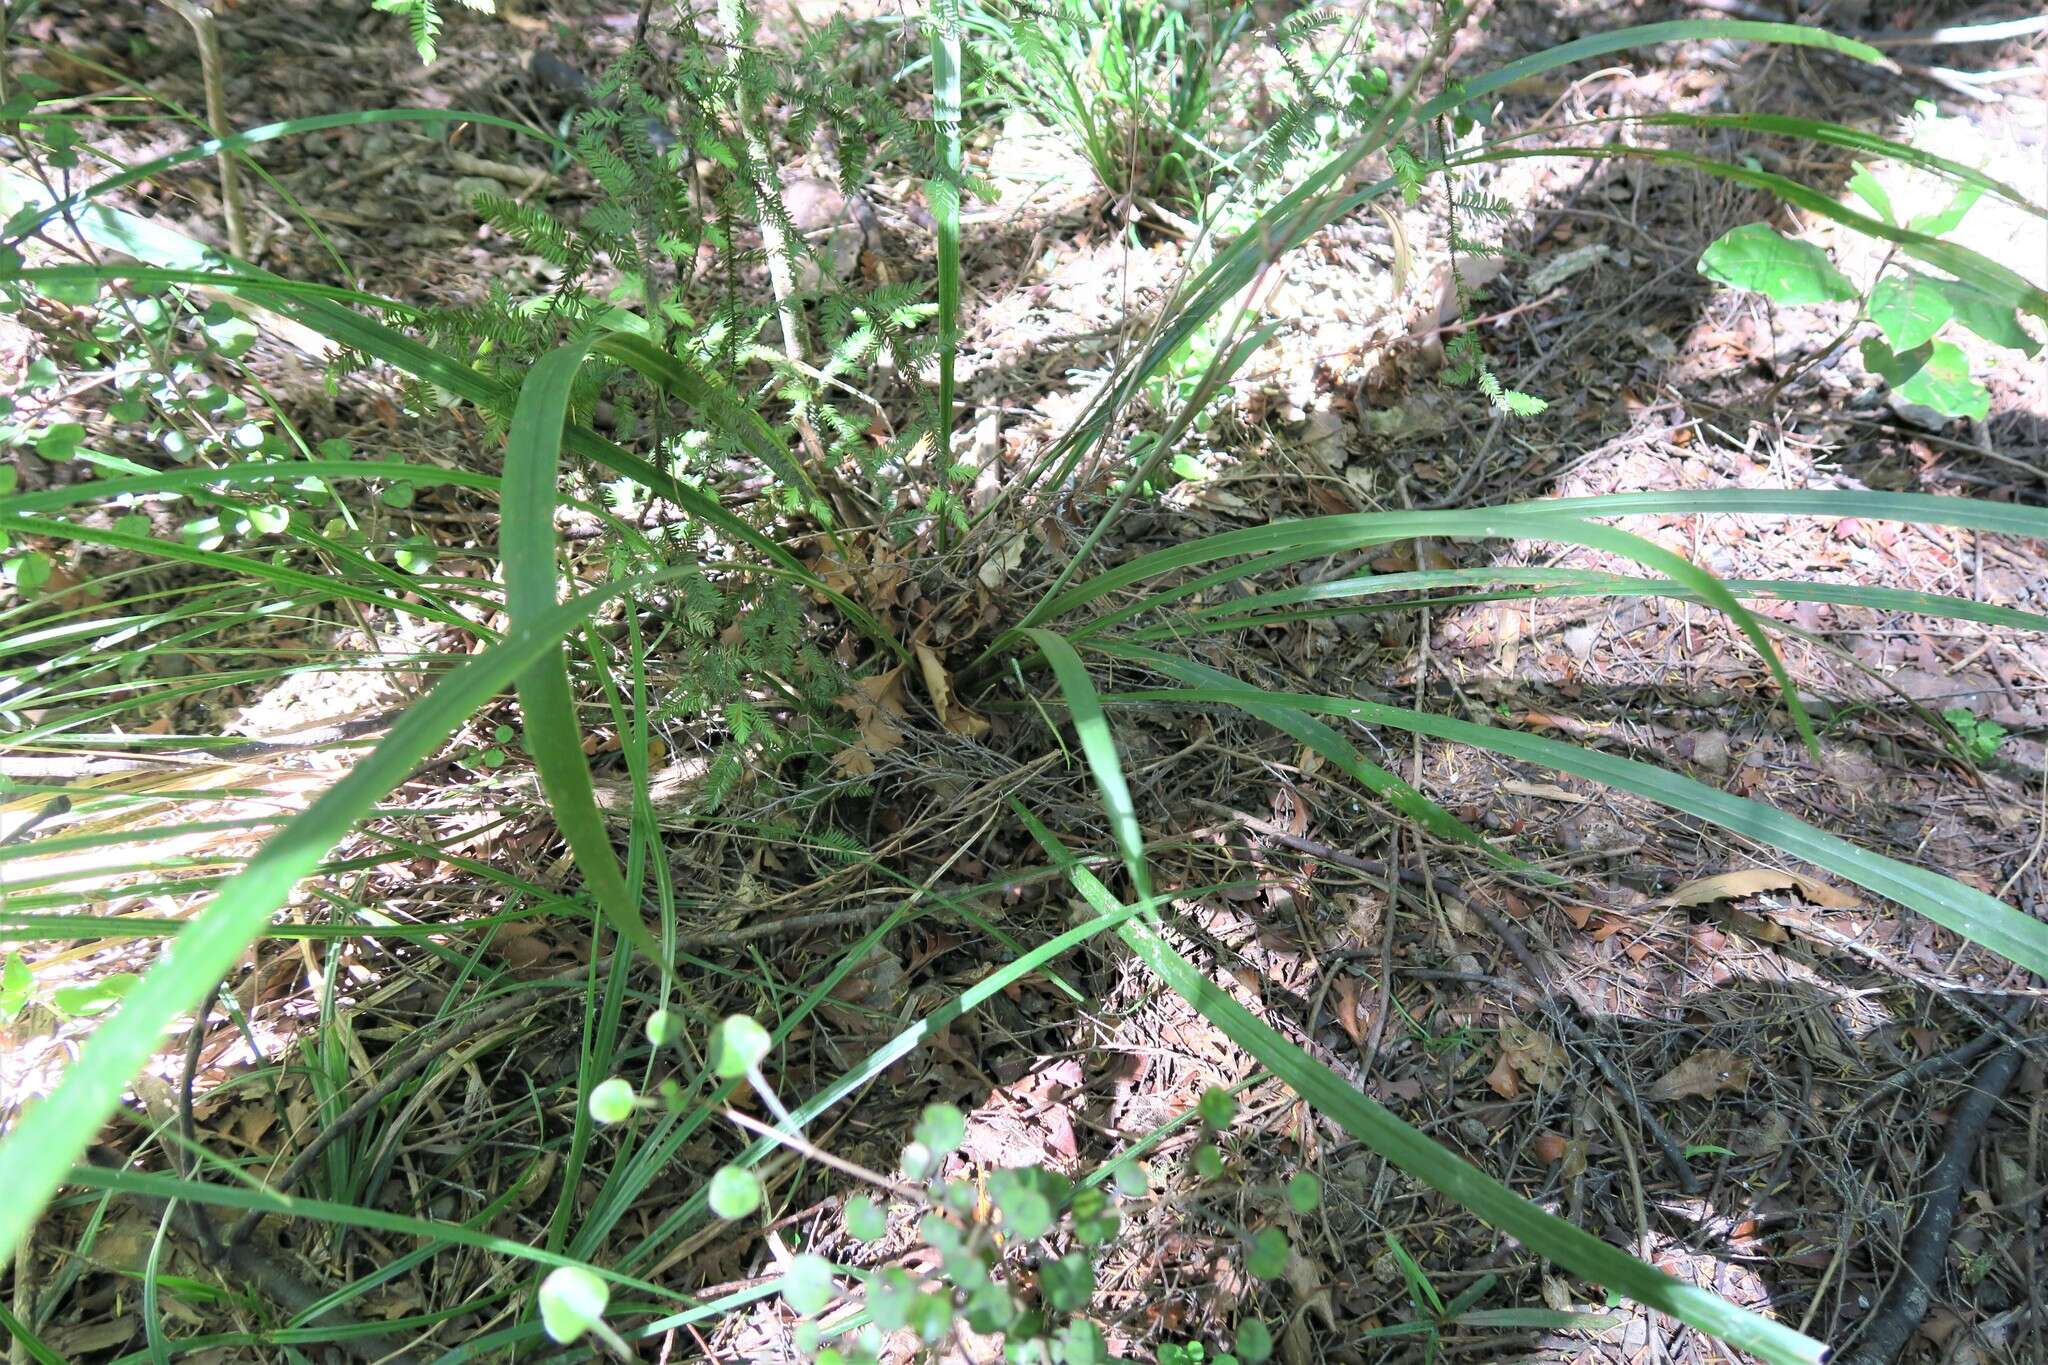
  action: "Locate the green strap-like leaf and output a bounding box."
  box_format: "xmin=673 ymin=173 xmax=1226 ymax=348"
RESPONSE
xmin=1102 ymin=678 xmax=2048 ymax=980
xmin=1017 ymin=807 xmax=1827 ymax=1365
xmin=1024 ymin=629 xmax=1154 ymax=902
xmin=0 ymin=569 xmax=694 ymax=1262
xmin=1103 ymin=644 xmax=1524 ymax=868
xmin=502 ymin=340 xmax=668 ymax=969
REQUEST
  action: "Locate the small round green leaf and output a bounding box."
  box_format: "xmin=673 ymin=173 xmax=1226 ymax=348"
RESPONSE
xmin=1193 ymin=1144 xmax=1224 ymax=1181
xmin=1056 ymin=1319 xmax=1108 ymax=1365
xmin=1285 ymin=1172 xmax=1322 ymax=1213
xmin=538 ymin=1265 xmax=609 ymax=1344
xmin=5 ymin=552 xmax=53 ymax=596
xmin=990 ymin=1168 xmax=1055 ymax=1242
xmin=394 ymin=537 xmax=437 ymax=574
xmin=780 ymin=1252 xmax=836 ymax=1315
xmin=1247 ymin=1226 xmax=1289 ymax=1280
xmin=587 ymin=1077 xmax=637 ymax=1124
xmin=708 ymin=1014 xmax=772 ymax=1078
xmin=645 ymin=1009 xmax=678 ymax=1047
xmin=1197 ymin=1086 xmax=1236 ymax=1129
xmin=844 ymin=1194 xmax=888 ymax=1242
xmin=708 ymin=1165 xmax=763 ymax=1219
xmin=35 ymin=423 xmax=83 ymax=461
xmin=1235 ymin=1317 xmax=1274 ymax=1363
xmin=915 ymin=1102 xmax=966 ymax=1156
xmin=1041 ymin=1252 xmax=1094 ymax=1312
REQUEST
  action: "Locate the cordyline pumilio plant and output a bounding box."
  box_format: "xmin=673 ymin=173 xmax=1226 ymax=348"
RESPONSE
xmin=2 ymin=16 xmax=2045 ymax=1362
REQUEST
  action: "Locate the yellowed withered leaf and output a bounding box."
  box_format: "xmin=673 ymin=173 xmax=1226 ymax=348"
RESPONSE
xmin=914 ymin=642 xmax=991 ymax=738
xmin=1647 ymin=1048 xmax=1752 ymax=1101
xmin=1660 ymin=868 xmax=1859 ymax=910
xmin=1486 ymin=1019 xmax=1568 ymax=1098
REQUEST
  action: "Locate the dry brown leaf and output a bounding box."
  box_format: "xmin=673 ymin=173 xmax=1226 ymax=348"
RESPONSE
xmin=914 ymin=642 xmax=991 ymax=738
xmin=1495 ymin=1020 xmax=1568 ymax=1093
xmin=1500 ymin=779 xmax=1589 ymax=804
xmin=1647 ymin=1048 xmax=1753 ymax=1101
xmin=1485 ymin=1049 xmax=1521 ymax=1099
xmin=1661 ymin=868 xmax=1859 ymax=910
xmin=831 ymin=710 xmax=905 ymax=775
xmin=1531 ymin=1131 xmax=1568 ymax=1164
xmin=1330 ymin=975 xmax=1367 ymax=1048
xmin=836 ymin=664 xmax=910 ymax=723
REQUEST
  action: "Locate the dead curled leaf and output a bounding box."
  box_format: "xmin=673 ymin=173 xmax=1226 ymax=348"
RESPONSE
xmin=1646 ymin=1048 xmax=1752 ymax=1102
xmin=1660 ymin=868 xmax=1859 ymax=910
xmin=914 ymin=642 xmax=991 ymax=738
xmin=1486 ymin=1019 xmax=1569 ymax=1099
xmin=832 ymin=665 xmax=912 ymax=772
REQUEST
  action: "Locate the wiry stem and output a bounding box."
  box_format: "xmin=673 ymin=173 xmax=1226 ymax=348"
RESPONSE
xmin=161 ymin=0 xmax=247 ymax=260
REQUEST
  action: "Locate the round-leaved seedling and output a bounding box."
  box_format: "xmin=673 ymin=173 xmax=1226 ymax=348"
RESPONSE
xmin=588 ymin=1077 xmax=637 ymax=1124
xmin=781 ymin=1253 xmax=837 ymax=1316
xmin=1196 ymin=1086 xmax=1236 ymax=1129
xmin=709 ymin=1013 xmax=772 ymax=1079
xmin=1247 ymin=1226 xmax=1289 ymax=1280
xmin=708 ymin=1165 xmax=763 ymax=1219
xmin=645 ymin=1009 xmax=679 ymax=1048
xmin=845 ymin=1194 xmax=888 ymax=1242
xmin=538 ymin=1266 xmax=609 ymax=1345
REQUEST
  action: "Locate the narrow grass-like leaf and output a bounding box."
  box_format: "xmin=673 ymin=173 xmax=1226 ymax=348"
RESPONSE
xmin=61 ymin=1167 xmax=669 ymax=1294
xmin=1017 ymin=808 xmax=1825 ymax=1365
xmin=0 ymin=514 xmax=474 ymax=632
xmin=1097 ymin=674 xmax=2048 ymax=979
xmin=1102 ymin=645 xmax=1520 ymax=867
xmin=0 ymin=567 xmax=693 ymax=1261
xmin=929 ymin=3 xmax=964 ymax=461
xmin=8 ymin=109 xmax=563 ymax=244
xmin=1017 ymin=511 xmax=1818 ymax=750
xmin=1024 ymin=629 xmax=1153 ymax=902
xmin=1530 ymin=487 xmax=2048 ymax=536
xmin=1138 ymin=566 xmax=2048 ymax=639
xmin=0 ymin=172 xmax=818 ymax=582
xmin=502 ymin=340 xmax=668 ymax=969
xmin=0 ymin=1301 xmax=66 ymax=1365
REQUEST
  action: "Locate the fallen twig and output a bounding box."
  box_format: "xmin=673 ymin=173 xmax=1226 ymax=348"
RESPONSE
xmin=1838 ymin=1015 xmax=2028 ymax=1365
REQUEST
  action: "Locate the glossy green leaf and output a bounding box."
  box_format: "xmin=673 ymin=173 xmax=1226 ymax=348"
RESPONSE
xmin=1847 ymin=165 xmax=1894 ymax=224
xmin=1698 ymin=223 xmax=1855 ymax=305
xmin=1909 ymin=181 xmax=1983 ymax=237
xmin=1869 ymin=272 xmax=1953 ymax=351
xmin=1935 ymin=278 xmax=2042 ymax=356
xmin=1862 ymin=337 xmax=1988 ymax=419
